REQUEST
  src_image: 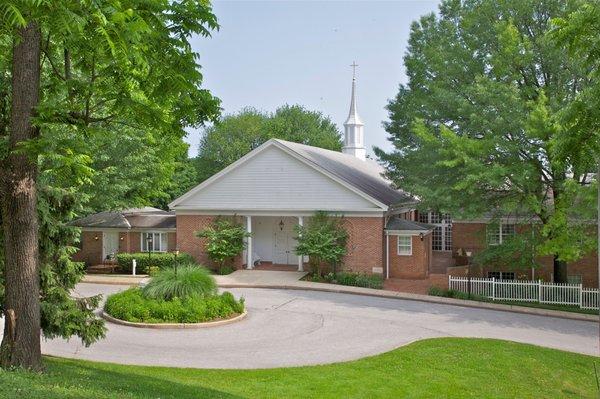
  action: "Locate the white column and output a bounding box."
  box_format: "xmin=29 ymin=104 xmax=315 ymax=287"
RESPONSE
xmin=246 ymin=216 xmax=253 ymax=269
xmin=297 ymin=216 xmax=304 ymax=272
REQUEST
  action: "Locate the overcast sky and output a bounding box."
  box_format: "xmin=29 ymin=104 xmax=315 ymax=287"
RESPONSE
xmin=186 ymin=0 xmax=440 ymax=157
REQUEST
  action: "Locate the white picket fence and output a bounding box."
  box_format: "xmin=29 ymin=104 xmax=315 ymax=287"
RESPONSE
xmin=448 ymin=276 xmax=600 ymax=310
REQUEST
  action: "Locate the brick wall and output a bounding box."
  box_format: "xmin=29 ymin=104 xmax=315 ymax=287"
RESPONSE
xmin=72 ymin=231 xmax=103 ymax=266
xmin=176 ymin=215 xmax=215 ymax=265
xmin=341 ymin=216 xmax=384 ymax=274
xmin=388 ymin=234 xmax=431 ymax=279
xmin=452 ymin=222 xmax=599 ymax=287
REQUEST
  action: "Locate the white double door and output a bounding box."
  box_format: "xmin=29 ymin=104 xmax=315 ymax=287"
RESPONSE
xmin=272 ymin=217 xmax=297 ymax=265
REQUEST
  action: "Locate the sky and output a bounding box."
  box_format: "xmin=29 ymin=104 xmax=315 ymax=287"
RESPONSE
xmin=186 ymin=0 xmax=441 ymax=157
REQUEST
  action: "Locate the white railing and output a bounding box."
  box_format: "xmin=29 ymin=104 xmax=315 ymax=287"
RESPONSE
xmin=448 ymin=276 xmax=599 ymax=310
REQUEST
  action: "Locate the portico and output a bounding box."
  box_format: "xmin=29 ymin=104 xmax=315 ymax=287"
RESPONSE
xmin=244 ymin=215 xmax=306 ymax=272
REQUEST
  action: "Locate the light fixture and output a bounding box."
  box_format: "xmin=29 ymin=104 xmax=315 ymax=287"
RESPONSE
xmin=120 ymin=235 xmax=124 ymax=241
xmin=419 ymin=232 xmax=424 ymax=241
xmin=94 ymin=234 xmax=99 ymax=241
xmin=279 ymin=219 xmax=284 ymax=231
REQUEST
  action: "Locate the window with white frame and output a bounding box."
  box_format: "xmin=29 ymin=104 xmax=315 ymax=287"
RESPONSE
xmin=487 ymin=271 xmax=515 ymax=280
xmin=397 ymin=235 xmax=412 ymax=255
xmin=418 ymin=212 xmax=452 ymax=251
xmin=488 ymin=223 xmax=516 ymax=245
xmin=141 ymin=232 xmax=168 ymax=252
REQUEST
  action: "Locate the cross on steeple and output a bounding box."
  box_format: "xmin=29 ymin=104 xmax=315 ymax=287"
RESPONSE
xmin=350 ymin=61 xmax=358 ymax=80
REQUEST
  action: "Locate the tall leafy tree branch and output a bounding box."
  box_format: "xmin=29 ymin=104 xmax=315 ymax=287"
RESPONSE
xmin=0 ymin=0 xmax=220 ymax=370
xmin=376 ymin=0 xmax=596 ymax=282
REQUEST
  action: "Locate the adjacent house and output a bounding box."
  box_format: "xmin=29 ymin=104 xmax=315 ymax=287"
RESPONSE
xmin=71 ymin=207 xmax=176 ymax=266
xmin=72 ymin=72 xmax=598 ymax=287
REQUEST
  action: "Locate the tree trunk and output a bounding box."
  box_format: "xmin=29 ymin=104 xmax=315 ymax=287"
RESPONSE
xmin=553 ymin=255 xmax=568 ymax=284
xmin=0 ymin=21 xmax=42 ymax=371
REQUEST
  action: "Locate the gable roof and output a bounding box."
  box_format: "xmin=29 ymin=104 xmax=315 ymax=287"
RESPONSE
xmin=170 ymin=139 xmax=415 ymax=209
xmin=71 ymin=207 xmax=175 ymax=229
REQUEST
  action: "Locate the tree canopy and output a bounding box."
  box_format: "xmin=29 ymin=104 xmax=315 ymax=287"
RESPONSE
xmin=0 ymin=0 xmax=220 ymax=369
xmin=375 ymin=0 xmax=597 ymax=281
xmin=195 ymin=105 xmax=342 ymax=182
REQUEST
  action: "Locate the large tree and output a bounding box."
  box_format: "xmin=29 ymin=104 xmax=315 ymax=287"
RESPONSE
xmin=376 ymin=0 xmax=596 ymax=282
xmin=0 ymin=0 xmax=219 ymax=370
xmin=195 ymin=105 xmax=342 ymax=182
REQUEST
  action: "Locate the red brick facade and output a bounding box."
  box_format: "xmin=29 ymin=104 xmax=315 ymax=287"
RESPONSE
xmin=452 ymin=222 xmax=599 ymax=287
xmin=388 ymin=233 xmax=431 ymax=279
xmin=341 ymin=217 xmax=385 ymax=274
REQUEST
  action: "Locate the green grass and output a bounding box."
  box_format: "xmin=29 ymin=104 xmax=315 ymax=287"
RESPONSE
xmin=0 ymin=338 xmax=597 ymax=398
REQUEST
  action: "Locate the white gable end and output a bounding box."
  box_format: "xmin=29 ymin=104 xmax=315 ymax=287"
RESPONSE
xmin=174 ymin=145 xmax=382 ymax=211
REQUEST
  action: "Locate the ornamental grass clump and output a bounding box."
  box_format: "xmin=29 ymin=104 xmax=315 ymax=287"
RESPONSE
xmin=142 ymin=264 xmax=217 ymax=301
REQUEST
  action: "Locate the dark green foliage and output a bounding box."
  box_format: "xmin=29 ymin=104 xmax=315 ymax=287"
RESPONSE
xmin=196 ymin=217 xmax=249 ymax=273
xmin=324 ymin=272 xmax=384 ymax=289
xmin=195 ymin=105 xmax=342 ymax=182
xmin=104 ymin=288 xmax=244 ymax=324
xmin=116 ymin=252 xmax=195 ymax=274
xmin=142 ymin=265 xmax=217 ymax=300
xmin=294 ymin=211 xmax=348 ymax=277
xmin=376 ymin=0 xmax=597 ymax=277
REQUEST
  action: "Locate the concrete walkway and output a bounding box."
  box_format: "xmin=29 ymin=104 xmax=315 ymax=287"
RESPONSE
xmin=22 ymin=283 xmax=597 ymax=369
xmin=82 ymin=270 xmax=597 ymax=322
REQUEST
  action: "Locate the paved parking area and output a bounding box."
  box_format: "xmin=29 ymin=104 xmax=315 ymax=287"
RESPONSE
xmin=14 ymin=283 xmax=596 ymax=369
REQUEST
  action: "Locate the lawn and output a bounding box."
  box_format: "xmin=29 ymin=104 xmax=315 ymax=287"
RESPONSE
xmin=0 ymin=338 xmax=596 ymax=398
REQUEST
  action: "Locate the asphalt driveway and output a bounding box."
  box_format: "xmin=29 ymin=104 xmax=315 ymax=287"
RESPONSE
xmin=3 ymin=283 xmax=597 ymax=368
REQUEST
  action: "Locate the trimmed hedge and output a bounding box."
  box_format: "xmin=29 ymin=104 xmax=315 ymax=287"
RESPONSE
xmin=104 ymin=288 xmax=245 ymax=323
xmin=116 ymin=252 xmax=195 ymax=274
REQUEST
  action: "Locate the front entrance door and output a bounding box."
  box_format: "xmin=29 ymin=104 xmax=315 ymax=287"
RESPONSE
xmin=102 ymin=231 xmax=119 ymax=260
xmin=272 ymin=217 xmax=296 ymax=265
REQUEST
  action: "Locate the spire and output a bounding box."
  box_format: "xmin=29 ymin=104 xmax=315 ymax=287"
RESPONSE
xmin=345 ymin=62 xmax=363 ymax=125
xmin=342 ymin=61 xmax=366 ymax=160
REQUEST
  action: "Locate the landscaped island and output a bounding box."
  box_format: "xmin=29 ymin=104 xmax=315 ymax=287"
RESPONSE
xmin=104 ymin=265 xmax=244 ymax=324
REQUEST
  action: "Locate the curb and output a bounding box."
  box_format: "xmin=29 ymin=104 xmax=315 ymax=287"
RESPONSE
xmin=81 ymin=276 xmax=597 ymax=323
xmin=101 ymin=309 xmax=247 ymax=329
xmin=217 ymin=283 xmax=597 ymax=323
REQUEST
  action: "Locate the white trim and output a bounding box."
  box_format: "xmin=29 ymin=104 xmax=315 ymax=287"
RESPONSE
xmin=396 ymin=235 xmax=412 ymax=256
xmin=174 ymin=209 xmax=385 ymax=217
xmin=386 ymin=230 xmax=431 ymax=236
xmin=81 ymin=227 xmax=176 ymax=232
xmin=141 ymin=231 xmax=169 ymax=253
xmin=169 ymin=139 xmax=389 ymax=211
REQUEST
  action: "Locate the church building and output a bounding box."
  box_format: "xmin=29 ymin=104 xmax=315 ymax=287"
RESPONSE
xmin=73 ymin=66 xmax=599 ymax=287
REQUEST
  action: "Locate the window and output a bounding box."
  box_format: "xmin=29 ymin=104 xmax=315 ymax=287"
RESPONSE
xmin=488 ymin=223 xmax=516 ymax=245
xmin=419 ymin=212 xmax=452 ymax=251
xmin=141 ymin=232 xmax=168 ymax=252
xmin=397 ymin=235 xmax=412 ymax=255
xmin=568 ymin=275 xmax=582 ymax=284
xmin=487 ymin=271 xmax=515 ymax=280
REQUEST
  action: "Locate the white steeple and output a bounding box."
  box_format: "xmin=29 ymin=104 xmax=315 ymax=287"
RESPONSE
xmin=342 ymin=62 xmax=366 ymax=161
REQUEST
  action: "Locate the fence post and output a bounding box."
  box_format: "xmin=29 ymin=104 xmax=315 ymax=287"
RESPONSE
xmin=448 ymin=274 xmax=451 ymax=290
xmin=132 ymin=259 xmax=137 ymax=276
xmin=538 ymin=279 xmax=542 ymax=303
xmin=579 ymin=283 xmax=583 ymax=308
xmin=491 ymin=277 xmax=495 ymax=300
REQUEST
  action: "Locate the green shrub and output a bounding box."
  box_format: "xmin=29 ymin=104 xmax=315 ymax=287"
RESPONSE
xmin=428 ymin=286 xmax=446 ymax=297
xmin=295 ymin=211 xmax=348 ymax=277
xmin=142 ymin=264 xmax=216 ymax=300
xmin=116 ymin=252 xmax=195 ymax=274
xmin=104 ymin=288 xmax=244 ymax=323
xmin=215 ymin=265 xmax=236 ymax=275
xmin=195 ymin=217 xmax=249 ymax=274
xmin=324 ymin=271 xmax=383 ymax=289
